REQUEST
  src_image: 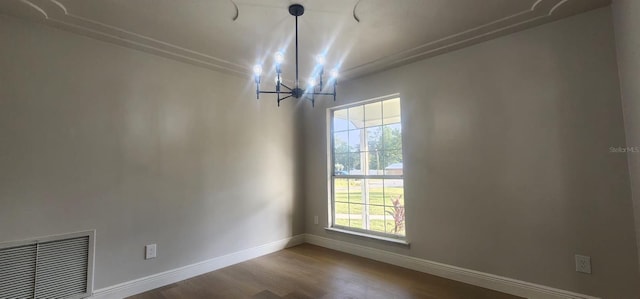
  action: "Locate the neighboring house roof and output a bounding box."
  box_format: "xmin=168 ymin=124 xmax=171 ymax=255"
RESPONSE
xmin=385 ymin=163 xmax=403 ymax=170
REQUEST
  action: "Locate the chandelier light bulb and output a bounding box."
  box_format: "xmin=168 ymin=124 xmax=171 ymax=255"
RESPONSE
xmin=253 ymin=65 xmax=263 ymax=76
xmin=316 ymin=55 xmax=326 ymax=66
xmin=274 ymin=76 xmax=281 ymax=84
xmin=330 ymin=69 xmax=339 ymax=79
xmin=307 ymin=78 xmax=317 ymax=87
xmin=274 ymin=52 xmax=285 ymax=64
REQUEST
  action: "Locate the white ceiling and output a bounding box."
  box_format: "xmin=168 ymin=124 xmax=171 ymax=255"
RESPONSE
xmin=0 ymin=0 xmax=610 ymax=81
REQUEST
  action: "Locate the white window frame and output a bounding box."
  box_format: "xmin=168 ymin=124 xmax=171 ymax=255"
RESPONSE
xmin=327 ymin=94 xmax=407 ymax=242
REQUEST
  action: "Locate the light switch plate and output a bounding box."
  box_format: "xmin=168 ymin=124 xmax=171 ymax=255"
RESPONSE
xmin=145 ymin=244 xmax=157 ymax=259
xmin=575 ymin=254 xmax=591 ymax=274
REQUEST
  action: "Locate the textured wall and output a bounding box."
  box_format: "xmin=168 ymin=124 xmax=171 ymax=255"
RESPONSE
xmin=0 ymin=15 xmax=304 ymax=289
xmin=303 ymin=7 xmax=639 ymax=298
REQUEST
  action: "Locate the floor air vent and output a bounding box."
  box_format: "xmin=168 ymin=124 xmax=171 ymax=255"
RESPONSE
xmin=0 ymin=231 xmax=95 ymax=299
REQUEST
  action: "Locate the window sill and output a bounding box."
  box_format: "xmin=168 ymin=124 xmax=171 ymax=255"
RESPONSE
xmin=324 ymin=227 xmax=410 ymax=247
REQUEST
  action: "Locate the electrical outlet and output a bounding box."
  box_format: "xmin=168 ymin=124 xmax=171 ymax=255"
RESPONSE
xmin=314 ymin=216 xmax=319 ymax=225
xmin=575 ymin=254 xmax=591 ymax=274
xmin=145 ymin=244 xmax=157 ymax=260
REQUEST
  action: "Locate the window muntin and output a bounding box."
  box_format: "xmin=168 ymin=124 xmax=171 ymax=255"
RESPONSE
xmin=330 ymin=96 xmax=405 ymax=237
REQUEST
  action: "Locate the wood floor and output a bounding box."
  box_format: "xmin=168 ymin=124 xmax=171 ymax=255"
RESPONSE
xmin=128 ymin=244 xmax=522 ymax=299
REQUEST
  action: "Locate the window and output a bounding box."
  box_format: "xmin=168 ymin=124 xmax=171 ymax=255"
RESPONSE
xmin=330 ymin=96 xmax=405 ymax=238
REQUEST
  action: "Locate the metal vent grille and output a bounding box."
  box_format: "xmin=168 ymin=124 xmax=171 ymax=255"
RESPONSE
xmin=0 ymin=231 xmax=94 ymax=299
xmin=0 ymin=244 xmax=37 ymax=298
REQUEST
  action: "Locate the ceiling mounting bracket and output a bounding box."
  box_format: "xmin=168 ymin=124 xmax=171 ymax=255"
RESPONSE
xmin=288 ymin=4 xmax=304 ymax=17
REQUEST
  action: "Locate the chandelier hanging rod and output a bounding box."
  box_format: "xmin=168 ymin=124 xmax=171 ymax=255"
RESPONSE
xmin=252 ymin=4 xmax=339 ymax=107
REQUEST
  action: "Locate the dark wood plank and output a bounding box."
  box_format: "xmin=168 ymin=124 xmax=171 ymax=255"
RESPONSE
xmin=128 ymin=244 xmax=523 ymax=299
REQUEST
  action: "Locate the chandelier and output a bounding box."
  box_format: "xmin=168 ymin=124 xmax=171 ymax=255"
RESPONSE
xmin=252 ymin=4 xmax=338 ymax=107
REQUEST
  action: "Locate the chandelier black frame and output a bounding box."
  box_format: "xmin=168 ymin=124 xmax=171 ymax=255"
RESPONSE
xmin=253 ymin=4 xmax=338 ymax=107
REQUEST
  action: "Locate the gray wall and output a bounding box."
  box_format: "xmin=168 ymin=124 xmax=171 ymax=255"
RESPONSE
xmin=303 ymin=7 xmax=639 ymax=298
xmin=612 ymin=0 xmax=640 ymax=273
xmin=0 ymin=15 xmax=304 ymax=289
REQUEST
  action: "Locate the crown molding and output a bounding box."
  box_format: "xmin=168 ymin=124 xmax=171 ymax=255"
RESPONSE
xmin=340 ymin=0 xmax=584 ymax=79
xmin=2 ymin=0 xmax=609 ymax=80
xmin=7 ymin=0 xmax=248 ymax=77
xmin=17 ymin=0 xmax=47 ymax=18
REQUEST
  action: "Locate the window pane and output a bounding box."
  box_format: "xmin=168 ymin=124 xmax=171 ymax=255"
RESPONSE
xmin=368 ymin=204 xmax=386 ymax=233
xmin=349 ymin=151 xmax=364 ymax=175
xmin=383 ymin=179 xmax=404 ymax=206
xmin=366 ymin=126 xmax=382 ymax=152
xmin=335 ymin=202 xmax=349 ymax=227
xmin=382 ymin=98 xmax=401 ymax=125
xmin=334 ymin=153 xmax=350 ymax=175
xmin=333 ymin=131 xmax=349 ymax=154
xmin=367 ymin=179 xmax=384 ymax=206
xmin=385 ymin=219 xmax=400 ymax=235
xmin=348 ymin=179 xmax=363 ymax=204
xmin=367 ymin=151 xmax=384 ymax=175
xmin=349 ymin=204 xmax=364 ymax=229
xmin=383 ymin=179 xmax=405 ymax=235
xmin=333 ymin=109 xmax=349 ymax=132
xmin=334 ymin=178 xmax=348 ymax=202
xmin=335 ymin=202 xmax=348 ymax=213
xmin=382 ymin=123 xmax=402 ymax=150
xmin=348 ymin=105 xmax=364 ymax=129
xmin=383 ymin=150 xmax=403 ymax=175
xmin=348 ymin=129 xmax=362 ymax=152
xmin=335 ymin=217 xmax=349 ymax=227
xmin=364 ymin=101 xmax=383 ymax=127
xmin=365 ymin=178 xmax=384 ymax=233
xmin=350 ymin=219 xmax=363 ymax=230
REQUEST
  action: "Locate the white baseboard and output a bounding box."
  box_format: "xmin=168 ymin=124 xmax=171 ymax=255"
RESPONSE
xmin=90 ymin=234 xmax=305 ymax=299
xmin=89 ymin=233 xmax=598 ymax=299
xmin=304 ymin=234 xmax=599 ymax=299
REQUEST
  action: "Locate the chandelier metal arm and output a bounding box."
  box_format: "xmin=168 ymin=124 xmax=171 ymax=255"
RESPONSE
xmin=279 ymin=83 xmax=293 ymax=91
xmin=258 ymin=90 xmax=293 ymax=106
xmin=278 ymin=95 xmax=292 ymax=106
xmin=259 ymin=91 xmax=290 ymax=94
